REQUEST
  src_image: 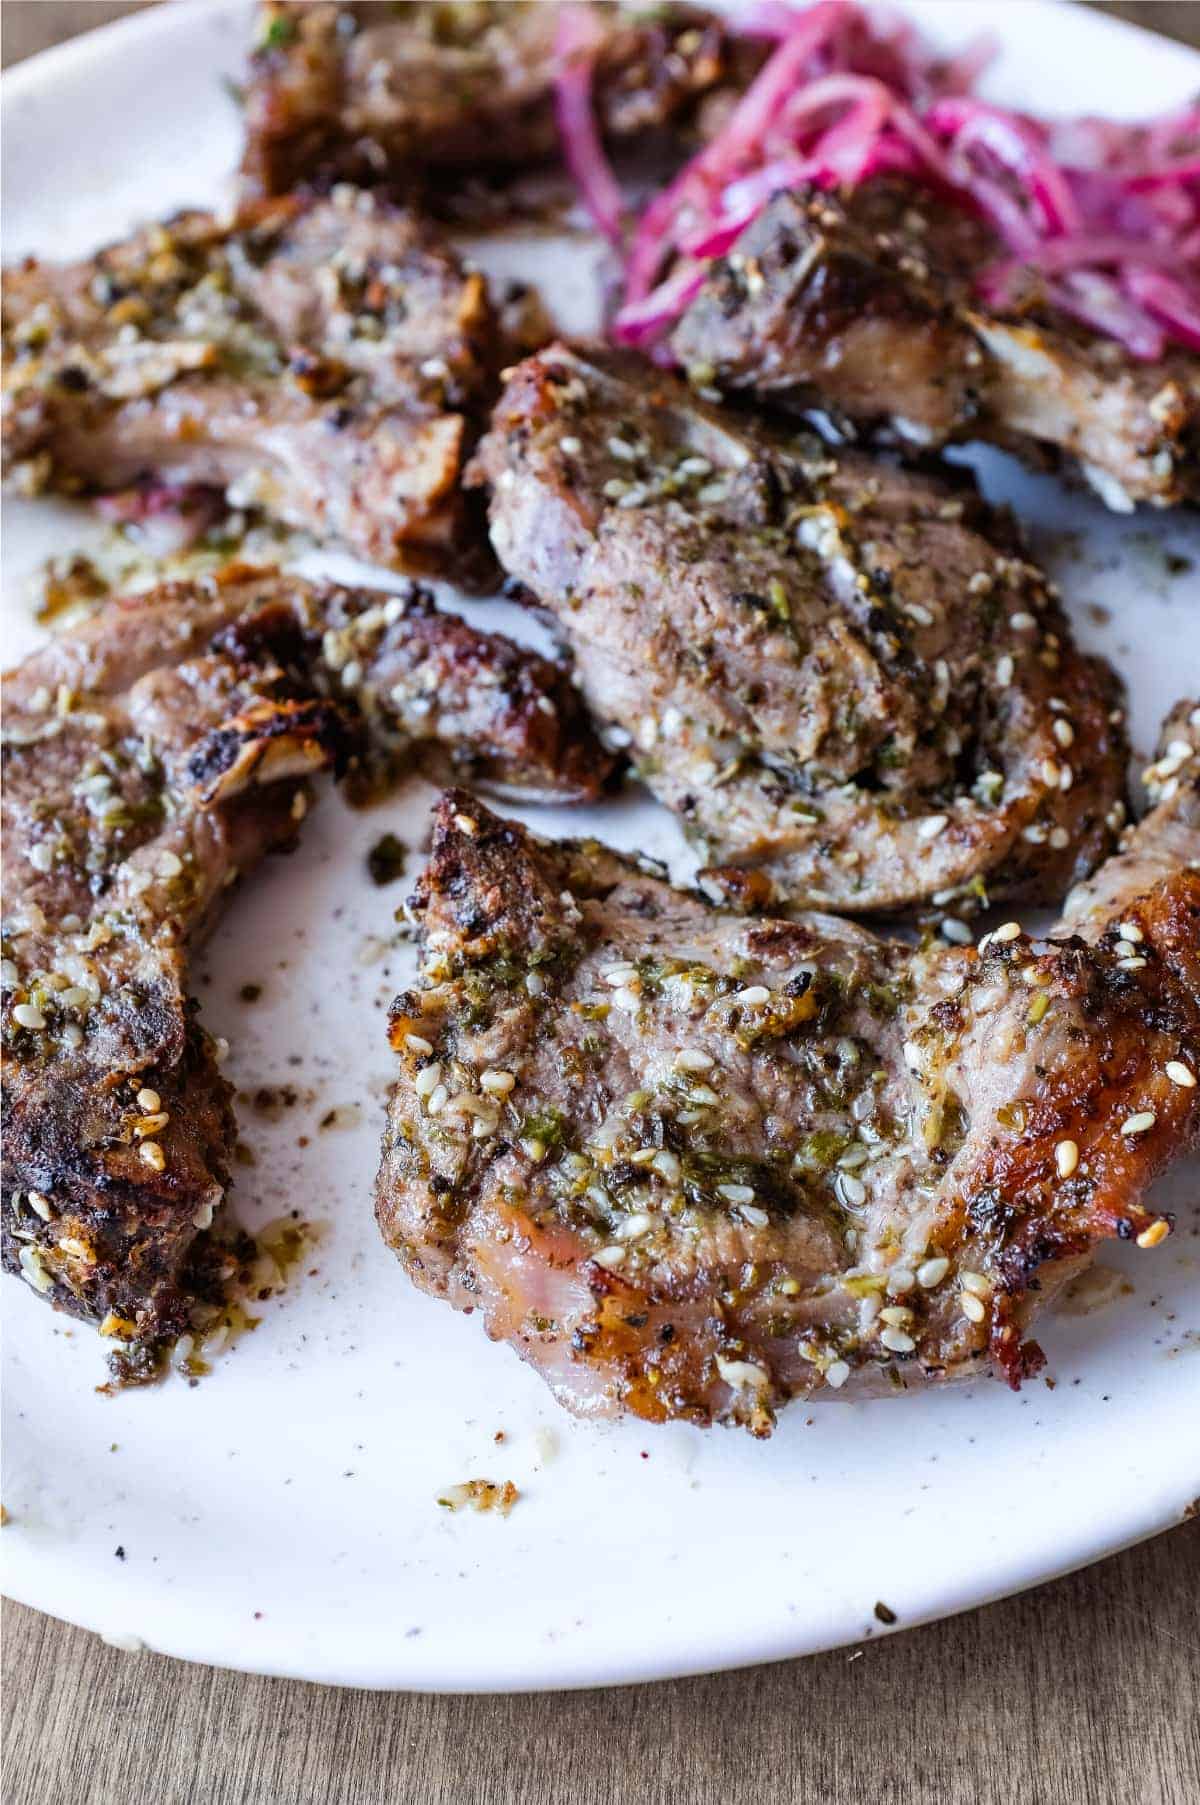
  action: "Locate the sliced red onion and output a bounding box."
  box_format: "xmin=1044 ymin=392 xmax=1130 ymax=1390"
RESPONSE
xmin=1122 ymin=265 xmax=1200 ymax=351
xmin=556 ymin=0 xmax=1200 ymax=363
xmin=553 ymin=4 xmax=625 ymax=247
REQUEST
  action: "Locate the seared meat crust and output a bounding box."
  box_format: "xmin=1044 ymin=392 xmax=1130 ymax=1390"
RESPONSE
xmin=2 ymin=191 xmax=496 ymax=568
xmin=376 ymin=766 xmax=1199 ymax=1433
xmin=672 ymin=183 xmax=1200 ymax=512
xmin=2 ymin=566 xmax=611 ymax=1353
xmin=240 ymin=1 xmax=746 ymax=197
xmin=471 ymin=343 xmax=1128 ymax=914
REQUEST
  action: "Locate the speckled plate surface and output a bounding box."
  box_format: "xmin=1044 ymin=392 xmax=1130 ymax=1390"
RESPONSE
xmin=2 ymin=0 xmax=1199 ymax=1692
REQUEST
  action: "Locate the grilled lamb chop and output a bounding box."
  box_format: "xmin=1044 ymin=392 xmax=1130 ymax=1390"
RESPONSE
xmin=240 ymin=1 xmax=748 ymax=198
xmin=470 ymin=343 xmax=1128 ymax=915
xmin=2 ymin=190 xmax=496 ymax=569
xmin=375 ymin=748 xmax=1199 ymax=1433
xmin=2 ymin=567 xmax=610 ymax=1364
xmin=672 ymin=182 xmax=1200 ymax=512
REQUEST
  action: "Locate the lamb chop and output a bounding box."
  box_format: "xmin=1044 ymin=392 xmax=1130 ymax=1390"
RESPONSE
xmin=375 ymin=718 xmax=1199 ymax=1433
xmin=470 ymin=343 xmax=1128 ymax=916
xmin=2 ymin=189 xmax=497 ymax=570
xmin=1 ymin=566 xmax=610 ymax=1368
xmin=239 ymin=1 xmax=750 ymax=199
xmin=672 ymin=182 xmax=1200 ymax=512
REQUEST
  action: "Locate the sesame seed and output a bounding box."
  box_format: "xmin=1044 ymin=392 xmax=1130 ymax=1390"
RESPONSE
xmin=140 ymin=1141 xmax=166 ymax=1172
xmin=19 ymin=1246 xmax=53 ymax=1294
xmin=917 ymin=814 xmax=948 ymax=841
xmin=157 ymin=851 xmax=183 ymax=879
xmin=28 ymin=842 xmax=53 ymax=873
xmin=1166 ymin=1061 xmax=1197 ymax=1088
xmin=193 ymin=1202 xmax=215 ymax=1230
xmin=13 ymin=1003 xmax=45 ymax=1030
xmin=715 ymin=1356 xmax=769 ymax=1390
xmin=688 ymin=1085 xmax=719 ymax=1106
xmin=603 ymin=964 xmax=638 ymax=986
xmin=1118 ymin=922 xmax=1144 ymax=943
xmin=673 ymin=1048 xmax=714 ymax=1073
xmin=716 ymin=1183 xmax=756 ymax=1204
xmin=825 ymin=1360 xmax=850 ymax=1389
xmin=960 ymin=1292 xmax=986 ymax=1324
xmin=414 ymin=1062 xmax=442 ymax=1098
xmin=404 ymin=1033 xmax=433 ymax=1055
xmin=522 ymin=1137 xmax=547 ymax=1161
xmin=1048 ymin=827 xmax=1070 ymax=849
xmin=961 ymin=1271 xmax=991 ymax=1297
xmin=0 ymin=960 xmax=17 ymax=987
xmin=779 ymin=1277 xmax=800 ymax=1296
xmin=879 ymin=1326 xmax=915 ymax=1353
xmin=836 ymin=1173 xmax=867 ymax=1207
xmin=917 ymin=1257 xmax=949 ymax=1288
xmin=651 ymin=1150 xmax=681 ymax=1183
xmin=616 ymin=1213 xmax=654 ymax=1241
xmin=1058 ymin=764 xmax=1073 ymax=792
xmin=453 ymin=813 xmax=477 ymax=835
xmin=1040 ymin=758 xmax=1060 ymax=786
xmin=1010 ymin=612 xmax=1036 ymax=631
xmin=27 ymin=1191 xmax=53 ymax=1222
xmin=995 ymin=654 xmax=1014 ymax=687
xmin=481 ymin=1069 xmax=515 ymax=1096
xmin=1117 ymin=956 xmax=1147 ymax=971
xmin=941 ymin=918 xmax=972 ymax=944
xmin=559 ymin=436 xmax=582 ymax=455
xmin=426 ymin=1084 xmax=448 ymax=1116
xmin=1136 ymin=1219 xmax=1170 ymax=1250
xmin=886 ymin=1268 xmax=916 ymax=1296
xmin=735 ymin=985 xmax=770 ymax=1006
xmin=993 ymin=921 xmax=1021 ymax=943
xmin=137 ymin=1088 xmax=161 ymax=1113
xmin=740 ymin=1205 xmax=770 ymax=1228
xmin=1055 ymin=1139 xmax=1079 ymax=1178
xmin=1120 ymin=1111 xmax=1156 ymax=1136
xmin=612 ymin=987 xmax=640 ymax=1010
xmin=880 ymin=1305 xmax=913 ymax=1327
xmin=1052 ymin=719 xmax=1074 ymax=748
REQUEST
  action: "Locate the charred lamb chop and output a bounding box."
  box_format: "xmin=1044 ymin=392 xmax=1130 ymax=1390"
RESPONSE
xmin=2 ymin=567 xmax=610 ymax=1366
xmin=240 ymin=1 xmax=749 ymax=198
xmin=376 ymin=717 xmax=1199 ymax=1433
xmin=470 ymin=344 xmax=1128 ymax=916
xmin=2 ymin=190 xmax=496 ymax=569
xmin=671 ymin=181 xmax=1200 ymax=513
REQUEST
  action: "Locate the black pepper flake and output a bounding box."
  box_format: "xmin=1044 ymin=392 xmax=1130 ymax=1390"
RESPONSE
xmin=367 ymin=832 xmax=407 ymax=886
xmin=873 ymin=1601 xmax=898 ymax=1625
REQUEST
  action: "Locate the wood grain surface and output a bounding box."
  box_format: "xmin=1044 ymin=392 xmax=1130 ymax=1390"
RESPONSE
xmin=2 ymin=5 xmax=1198 ymax=1803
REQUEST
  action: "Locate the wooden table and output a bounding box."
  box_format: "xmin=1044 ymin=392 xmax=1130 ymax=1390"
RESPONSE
xmin=2 ymin=5 xmax=1197 ymax=1801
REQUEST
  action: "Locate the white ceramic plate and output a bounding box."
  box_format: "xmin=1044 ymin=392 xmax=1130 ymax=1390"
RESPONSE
xmin=3 ymin=0 xmax=1199 ymax=1693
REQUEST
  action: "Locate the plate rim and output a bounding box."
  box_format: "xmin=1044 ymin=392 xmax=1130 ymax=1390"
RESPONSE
xmin=2 ymin=0 xmax=1199 ymax=1695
